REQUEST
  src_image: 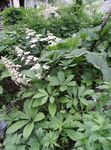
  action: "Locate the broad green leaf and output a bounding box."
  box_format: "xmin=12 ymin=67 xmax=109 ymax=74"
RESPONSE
xmin=60 ymin=85 xmax=67 ymax=91
xmin=67 ymin=81 xmax=76 ymax=86
xmin=49 ymin=77 xmax=60 ymax=86
xmin=22 ymin=91 xmax=34 ymax=98
xmin=64 ymin=129 xmax=78 ymax=141
xmin=33 ymin=99 xmax=41 ymax=107
xmin=59 ymin=97 xmax=70 ymax=103
xmin=0 ymin=70 xmax=10 ymax=80
xmin=58 ymin=71 xmax=65 ymax=83
xmin=47 ymin=85 xmax=52 ymax=94
xmin=34 ymin=112 xmax=45 ymax=122
xmin=86 ymin=52 xmax=111 ymax=81
xmin=33 ymin=93 xmax=46 ymax=99
xmin=48 ymin=103 xmax=57 ymax=117
xmin=7 ymin=120 xmax=29 ymax=134
xmin=64 ymin=75 xmax=74 ymax=84
xmin=38 ymin=89 xmax=48 ymax=95
xmin=28 ymin=137 xmax=40 ymax=150
xmin=41 ymin=96 xmax=48 ymax=105
xmin=17 ymin=111 xmax=29 ymax=120
xmin=65 ymin=129 xmax=84 ymax=141
xmin=22 ymin=70 xmax=36 ymax=79
xmin=79 ymin=97 xmax=88 ymax=106
xmin=24 ymin=100 xmax=33 ymax=117
xmin=0 ymin=86 xmax=3 ymax=94
xmin=23 ymin=122 xmax=34 ymax=138
xmin=49 ymin=96 xmax=55 ymax=103
xmin=78 ymin=86 xmax=85 ymax=97
xmin=81 ymin=89 xmax=94 ymax=97
xmin=65 ymin=48 xmax=88 ymax=59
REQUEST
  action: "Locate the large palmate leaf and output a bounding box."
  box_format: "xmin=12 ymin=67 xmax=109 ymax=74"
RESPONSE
xmin=86 ymin=52 xmax=111 ymax=81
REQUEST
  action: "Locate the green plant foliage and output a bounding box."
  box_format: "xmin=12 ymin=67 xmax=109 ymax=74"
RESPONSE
xmin=1 ymin=1 xmax=111 ymax=150
xmin=2 ymin=7 xmax=25 ymax=26
xmin=7 ymin=100 xmax=45 ymax=138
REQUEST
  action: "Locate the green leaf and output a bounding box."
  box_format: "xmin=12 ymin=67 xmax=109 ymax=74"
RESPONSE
xmin=48 ymin=103 xmax=57 ymax=117
xmin=58 ymin=71 xmax=65 ymax=83
xmin=22 ymin=91 xmax=34 ymax=98
xmin=64 ymin=75 xmax=74 ymax=84
xmin=65 ymin=48 xmax=88 ymax=59
xmin=33 ymin=93 xmax=45 ymax=99
xmin=33 ymin=99 xmax=41 ymax=107
xmin=49 ymin=96 xmax=55 ymax=103
xmin=41 ymin=97 xmax=48 ymax=105
xmin=49 ymin=77 xmax=60 ymax=86
xmin=22 ymin=70 xmax=36 ymax=79
xmin=23 ymin=122 xmax=34 ymax=138
xmin=60 ymin=85 xmax=67 ymax=91
xmin=38 ymin=89 xmax=48 ymax=95
xmin=0 ymin=70 xmax=10 ymax=80
xmin=24 ymin=100 xmax=33 ymax=117
xmin=65 ymin=129 xmax=77 ymax=141
xmin=34 ymin=112 xmax=45 ymax=122
xmin=7 ymin=120 xmax=29 ymax=134
xmin=78 ymin=86 xmax=85 ymax=97
xmin=65 ymin=129 xmax=84 ymax=141
xmin=79 ymin=97 xmax=88 ymax=106
xmin=67 ymin=81 xmax=76 ymax=86
xmin=86 ymin=52 xmax=111 ymax=81
xmin=28 ymin=137 xmax=40 ymax=150
xmin=59 ymin=97 xmax=70 ymax=103
xmin=0 ymin=86 xmax=3 ymax=94
xmin=81 ymin=89 xmax=94 ymax=97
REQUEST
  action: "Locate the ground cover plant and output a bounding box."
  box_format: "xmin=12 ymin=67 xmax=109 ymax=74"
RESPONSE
xmin=1 ymin=0 xmax=111 ymax=150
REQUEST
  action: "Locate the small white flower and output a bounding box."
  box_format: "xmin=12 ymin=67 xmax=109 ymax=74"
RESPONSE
xmin=24 ymin=52 xmax=30 ymax=55
xmin=39 ymin=37 xmax=48 ymax=42
xmin=30 ymin=63 xmax=41 ymax=70
xmin=30 ymin=44 xmax=36 ymax=48
xmin=35 ymin=73 xmax=42 ymax=79
xmin=48 ymin=35 xmax=56 ymax=40
xmin=30 ymin=38 xmax=38 ymax=43
xmin=21 ymin=56 xmax=25 ymax=61
xmin=27 ymin=56 xmax=33 ymax=60
xmin=43 ymin=64 xmax=50 ymax=70
xmin=25 ymin=59 xmax=31 ymax=65
xmin=27 ymin=32 xmax=36 ymax=37
xmin=26 ymin=36 xmax=30 ymax=39
xmin=33 ymin=57 xmax=38 ymax=62
xmin=35 ymin=34 xmax=42 ymax=38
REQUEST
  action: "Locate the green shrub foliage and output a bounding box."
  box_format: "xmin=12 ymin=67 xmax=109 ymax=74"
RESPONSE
xmin=1 ymin=1 xmax=111 ymax=150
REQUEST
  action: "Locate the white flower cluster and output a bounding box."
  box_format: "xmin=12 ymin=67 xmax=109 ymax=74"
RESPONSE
xmin=1 ymin=56 xmax=29 ymax=85
xmin=26 ymin=28 xmax=43 ymax=49
xmin=26 ymin=28 xmax=63 ymax=47
xmin=15 ymin=47 xmax=38 ymax=65
xmin=15 ymin=46 xmax=50 ymax=79
xmin=43 ymin=5 xmax=59 ymax=19
xmin=47 ymin=32 xmax=63 ymax=46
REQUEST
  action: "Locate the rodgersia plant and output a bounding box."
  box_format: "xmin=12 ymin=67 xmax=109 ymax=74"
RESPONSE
xmin=1 ymin=1 xmax=111 ymax=150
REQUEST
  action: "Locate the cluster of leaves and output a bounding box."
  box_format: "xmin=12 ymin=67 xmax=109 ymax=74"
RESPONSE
xmin=1 ymin=1 xmax=111 ymax=150
xmin=1 ymin=1 xmax=102 ymax=38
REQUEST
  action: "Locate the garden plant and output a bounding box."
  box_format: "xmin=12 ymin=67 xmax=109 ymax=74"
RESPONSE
xmin=1 ymin=0 xmax=111 ymax=150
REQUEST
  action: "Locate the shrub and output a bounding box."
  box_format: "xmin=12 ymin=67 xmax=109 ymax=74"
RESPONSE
xmin=2 ymin=7 xmax=25 ymax=26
